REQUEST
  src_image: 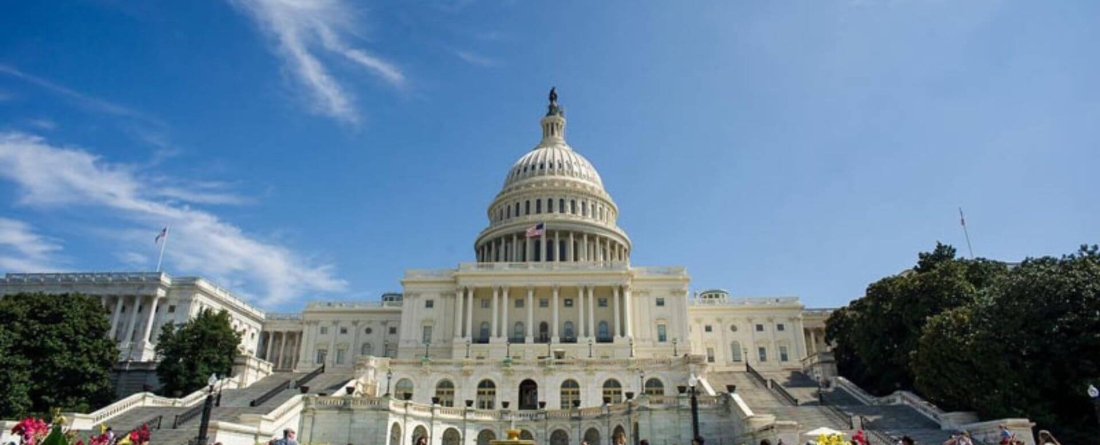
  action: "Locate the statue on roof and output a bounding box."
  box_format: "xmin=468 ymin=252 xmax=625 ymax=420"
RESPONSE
xmin=549 ymin=87 xmax=558 ymax=105
xmin=546 ymin=87 xmax=564 ymax=117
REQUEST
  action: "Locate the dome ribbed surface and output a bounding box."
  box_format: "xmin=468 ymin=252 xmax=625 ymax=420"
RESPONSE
xmin=502 ymin=145 xmax=604 ymax=190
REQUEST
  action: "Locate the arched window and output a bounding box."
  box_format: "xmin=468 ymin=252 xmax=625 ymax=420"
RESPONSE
xmin=559 ymin=198 xmax=565 ymax=213
xmin=476 ymin=380 xmax=496 ymax=409
xmin=730 ymin=341 xmax=743 ymax=362
xmin=480 ymin=322 xmax=490 ymax=342
xmin=560 ymin=380 xmax=580 ymax=409
xmin=563 ymin=321 xmax=575 ymax=341
xmin=513 ymin=322 xmax=525 ymax=341
xmin=435 ymin=380 xmax=455 ymax=407
xmin=525 ymin=200 xmax=530 ymax=215
xmin=506 ymin=206 xmax=511 ymax=218
xmin=360 ymin=342 xmax=373 ymax=356
xmin=514 ymin=202 xmax=519 ymax=217
xmin=602 ymin=379 xmax=623 ymax=404
xmin=548 ymin=199 xmax=554 ymax=213
xmin=570 ymin=199 xmax=576 ymax=214
xmin=395 ymin=378 xmax=414 ymax=400
xmin=598 ymin=321 xmax=610 ymax=342
xmin=644 ymin=378 xmax=664 ymax=396
xmin=536 ymin=200 xmax=542 ymax=214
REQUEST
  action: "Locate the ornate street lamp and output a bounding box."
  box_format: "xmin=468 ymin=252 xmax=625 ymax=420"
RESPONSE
xmin=385 ymin=370 xmax=393 ymax=397
xmin=688 ymin=374 xmax=699 ymax=440
xmin=629 ymin=338 xmax=634 ymax=358
xmin=1089 ymin=384 xmax=1100 ymax=430
xmin=573 ymin=399 xmax=581 ymax=445
xmin=506 ymin=341 xmax=512 ymax=359
xmin=196 ymin=373 xmax=217 ymax=445
xmin=672 ymin=338 xmax=678 ymax=356
xmin=466 ymin=338 xmax=471 ymax=359
xmin=588 ymin=338 xmax=594 ymax=358
xmin=639 ymin=370 xmax=645 ymax=396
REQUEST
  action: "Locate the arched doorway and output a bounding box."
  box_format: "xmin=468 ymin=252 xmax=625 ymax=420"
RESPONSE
xmin=519 ymin=379 xmax=538 ymax=410
xmin=584 ymin=427 xmax=601 ymax=445
xmin=477 ymin=379 xmax=496 ymax=409
xmin=412 ymin=425 xmax=428 ymax=445
xmin=520 ymin=430 xmax=535 ymax=441
xmin=550 ymin=429 xmax=569 ymax=445
xmin=476 ymin=429 xmax=496 ymax=445
xmin=613 ymin=425 xmax=627 ymax=445
xmin=389 ymin=423 xmax=401 ymax=445
xmin=442 ymin=428 xmax=461 ymax=445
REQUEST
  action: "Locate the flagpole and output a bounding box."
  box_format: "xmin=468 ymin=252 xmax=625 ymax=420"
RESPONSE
xmin=156 ymin=226 xmax=169 ymax=273
xmin=958 ymin=207 xmax=974 ymax=259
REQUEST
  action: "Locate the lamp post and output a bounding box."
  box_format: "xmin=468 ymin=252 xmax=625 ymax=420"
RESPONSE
xmin=573 ymin=400 xmax=581 ymax=445
xmin=507 ymin=341 xmax=512 ymax=359
xmin=196 ymin=373 xmax=217 ymax=445
xmin=402 ymin=393 xmax=411 ymax=445
xmin=639 ymin=370 xmax=645 ymax=397
xmin=423 ymin=340 xmax=430 ymax=360
xmin=688 ymin=374 xmax=699 ymax=440
xmin=1089 ymin=384 xmax=1100 ymax=430
xmin=672 ymin=338 xmax=678 ymax=356
xmin=430 ymin=397 xmax=439 ymax=445
xmin=466 ymin=338 xmax=471 ymax=359
xmin=385 ymin=370 xmax=393 ymax=397
xmin=603 ymin=399 xmax=611 ymax=445
xmin=629 ymin=338 xmax=634 ymax=358
xmin=588 ymin=338 xmax=594 ymax=358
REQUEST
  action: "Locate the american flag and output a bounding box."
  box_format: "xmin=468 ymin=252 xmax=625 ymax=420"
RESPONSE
xmin=525 ymin=223 xmax=545 ymax=238
xmin=155 ymin=226 xmax=169 ymax=244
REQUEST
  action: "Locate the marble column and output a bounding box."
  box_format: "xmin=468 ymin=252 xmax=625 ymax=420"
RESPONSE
xmin=554 ymin=231 xmax=560 ymax=262
xmin=501 ymin=287 xmax=510 ymax=341
xmin=141 ymin=296 xmax=161 ymax=344
xmin=266 ymin=332 xmax=276 ymax=361
xmin=279 ymin=331 xmax=289 ymax=369
xmin=491 ymin=287 xmax=499 ymax=340
xmin=465 ymin=287 xmax=474 ymax=340
xmin=624 ymin=286 xmax=634 ymax=339
xmin=108 ymin=297 xmax=123 ymax=340
xmin=587 ymin=286 xmax=596 ymax=340
xmin=525 ymin=287 xmax=534 ymax=343
xmin=512 ymin=234 xmax=519 ymax=262
xmin=613 ymin=286 xmax=621 ymax=339
xmin=125 ymin=295 xmax=140 ymax=344
xmin=453 ymin=287 xmax=464 ymax=339
xmin=327 ymin=322 xmax=337 ymax=366
xmin=577 ymin=285 xmax=585 ymax=339
xmin=568 ymin=232 xmax=575 ymax=262
xmin=552 ymin=286 xmax=560 ymax=341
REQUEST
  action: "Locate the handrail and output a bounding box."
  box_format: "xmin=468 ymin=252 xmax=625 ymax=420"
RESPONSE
xmin=769 ymin=379 xmax=799 ymax=406
xmin=863 ymin=426 xmax=894 ymax=445
xmin=139 ymin=414 xmax=163 ymax=431
xmin=819 ymin=402 xmax=853 ymax=430
xmin=250 ymin=380 xmax=291 ymax=407
xmin=745 ymin=363 xmax=767 ymax=386
xmin=295 ymin=364 xmax=325 ymax=388
xmin=172 ymin=401 xmax=205 ymax=428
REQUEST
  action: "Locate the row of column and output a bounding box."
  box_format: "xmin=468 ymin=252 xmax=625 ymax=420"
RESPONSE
xmin=452 ymin=285 xmax=634 ymax=342
xmin=296 ymin=320 xmax=397 ymax=369
xmin=106 ymin=294 xmax=163 ymax=349
xmin=261 ymin=330 xmax=301 ymax=370
xmin=476 ymin=230 xmax=628 ymax=263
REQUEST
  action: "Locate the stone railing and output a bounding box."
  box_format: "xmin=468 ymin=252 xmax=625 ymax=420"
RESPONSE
xmin=1 ymin=272 xmax=167 ymax=284
xmin=176 ymin=277 xmax=264 ymax=317
xmin=832 ymin=376 xmax=984 ymax=428
xmin=306 ymin=301 xmax=403 ymax=309
xmin=265 ymin=313 xmax=303 ymax=320
xmin=457 ymin=261 xmax=631 ymax=272
xmin=386 ymin=356 xmax=682 ymax=370
xmin=304 ymin=394 xmax=708 ymax=421
xmin=692 ymin=296 xmax=801 ymax=306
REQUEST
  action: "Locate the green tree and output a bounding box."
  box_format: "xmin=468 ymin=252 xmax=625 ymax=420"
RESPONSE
xmin=155 ymin=309 xmax=241 ymax=396
xmin=0 ymin=293 xmax=118 ymax=418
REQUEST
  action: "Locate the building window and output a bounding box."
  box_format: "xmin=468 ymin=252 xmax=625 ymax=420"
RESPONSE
xmin=320 ymin=327 xmax=329 ymax=335
xmin=729 ymin=324 xmax=738 ymax=332
xmin=563 ymin=322 xmax=575 ymax=340
xmin=706 ymin=348 xmax=715 ymax=363
xmin=598 ymin=298 xmax=608 ymax=307
xmin=704 ymin=325 xmax=713 ymax=333
xmin=560 ymin=380 xmax=580 ymax=409
xmin=539 ymin=298 xmax=549 ymax=308
xmin=365 ymin=327 xmax=373 ymax=334
xmin=515 ymin=298 xmax=524 ymax=308
xmin=780 ymin=345 xmax=789 ymax=362
xmin=548 ymin=199 xmax=554 ymax=213
xmin=755 ymin=324 xmax=764 ymax=332
xmin=559 ymin=199 xmax=565 ymax=213
xmin=730 ymin=342 xmax=743 ymax=362
xmin=598 ymin=321 xmax=610 ymax=341
xmin=536 ymin=200 xmax=542 ymax=214
xmin=603 ymin=379 xmax=623 ymax=403
xmin=315 ymin=349 xmax=327 ymax=364
xmin=422 ymin=326 xmax=433 ymax=344
xmin=167 ymin=305 xmax=176 ymax=313
xmin=436 ymin=380 xmax=455 ymax=407
xmin=340 ymin=327 xmax=348 ymax=335
xmin=657 ymin=324 xmax=667 ymax=342
xmin=525 ymin=200 xmax=530 ymax=215
xmin=777 ymin=323 xmax=785 ymax=331
xmin=389 ymin=326 xmax=397 ymax=335
xmin=336 ymin=347 xmax=347 ymax=364
xmin=644 ymin=378 xmax=664 ymax=396
xmin=570 ymin=199 xmax=577 ymax=214
xmin=395 ymin=379 xmax=414 ymax=400
xmin=481 ymin=299 xmax=490 ymax=308
xmin=477 ymin=380 xmax=497 ymax=409
xmin=656 ymin=298 xmax=666 ymax=307
xmin=479 ymin=322 xmax=491 ymax=341
xmin=564 ymin=298 xmax=574 ymax=307
xmin=425 ymin=299 xmax=434 ymax=308
xmin=513 ymin=322 xmax=524 ymax=341
xmin=361 ymin=343 xmax=373 ymax=356
xmin=758 ymin=346 xmax=768 ymax=362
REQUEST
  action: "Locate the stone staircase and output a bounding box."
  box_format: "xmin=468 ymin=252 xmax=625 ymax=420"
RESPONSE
xmin=71 ymin=370 xmax=355 ymax=445
xmin=708 ymin=371 xmax=851 ymax=432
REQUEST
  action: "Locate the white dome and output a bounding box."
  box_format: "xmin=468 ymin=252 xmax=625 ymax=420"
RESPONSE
xmin=502 ymin=144 xmax=604 ymax=190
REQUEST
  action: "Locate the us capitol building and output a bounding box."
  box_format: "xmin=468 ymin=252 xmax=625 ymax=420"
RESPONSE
xmin=0 ymin=91 xmax=848 ymax=445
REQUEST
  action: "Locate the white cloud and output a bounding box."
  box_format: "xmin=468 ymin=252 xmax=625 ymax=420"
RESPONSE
xmin=228 ymin=0 xmax=405 ymax=124
xmin=27 ymin=118 xmax=57 ymax=130
xmin=0 ymin=65 xmax=153 ymax=123
xmin=0 ymin=132 xmax=347 ymax=306
xmin=454 ymin=50 xmax=500 ymax=68
xmin=0 ymin=218 xmax=63 ymax=273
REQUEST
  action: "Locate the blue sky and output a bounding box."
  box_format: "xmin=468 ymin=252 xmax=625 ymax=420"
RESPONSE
xmin=1 ymin=0 xmax=1097 ymax=311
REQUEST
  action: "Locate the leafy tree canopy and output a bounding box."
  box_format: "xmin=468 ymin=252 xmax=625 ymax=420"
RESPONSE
xmin=0 ymin=293 xmax=118 ymax=418
xmin=155 ymin=309 xmax=241 ymax=396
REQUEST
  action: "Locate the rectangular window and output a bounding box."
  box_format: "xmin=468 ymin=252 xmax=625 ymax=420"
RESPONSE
xmin=706 ymin=347 xmax=715 ymax=363
xmin=515 ymin=298 xmax=524 ymax=308
xmin=656 ymin=298 xmax=665 ymax=307
xmin=336 ymin=348 xmax=346 ymax=364
xmin=339 ymin=327 xmax=348 ymax=335
xmin=539 ymin=298 xmax=549 ymax=308
xmin=548 ymin=199 xmax=554 ymax=213
xmin=731 ymin=345 xmax=743 ymax=362
xmin=422 ymin=326 xmax=433 ymax=344
xmin=389 ymin=327 xmax=397 ymax=335
xmin=598 ymin=298 xmax=608 ymax=307
xmin=571 ymin=200 xmax=576 ymax=214
xmin=704 ymin=325 xmax=713 ymax=333
xmin=425 ymin=299 xmax=434 ymax=308
xmin=777 ymin=323 xmax=785 ymax=331
xmin=316 ymin=349 xmax=327 ymax=364
xmin=657 ymin=324 xmax=667 ymax=342
xmin=481 ymin=299 xmax=490 ymax=308
xmin=565 ymin=298 xmax=574 ymax=307
xmin=167 ymin=305 xmax=176 ymax=313
xmin=780 ymin=345 xmax=789 ymax=362
xmin=536 ymin=200 xmax=542 ymax=214
xmin=755 ymin=324 xmax=764 ymax=332
xmin=320 ymin=327 xmax=329 ymax=335
xmin=758 ymin=347 xmax=768 ymax=362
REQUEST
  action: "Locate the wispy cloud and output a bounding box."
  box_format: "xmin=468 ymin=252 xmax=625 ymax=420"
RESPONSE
xmin=228 ymin=0 xmax=405 ymax=124
xmin=26 ymin=118 xmax=57 ymax=130
xmin=0 ymin=132 xmax=347 ymax=306
xmin=453 ymin=50 xmax=500 ymax=68
xmin=0 ymin=65 xmax=155 ymax=123
xmin=0 ymin=218 xmax=63 ymax=273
